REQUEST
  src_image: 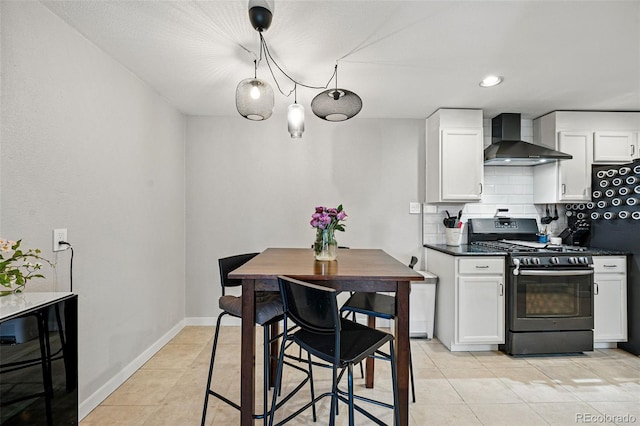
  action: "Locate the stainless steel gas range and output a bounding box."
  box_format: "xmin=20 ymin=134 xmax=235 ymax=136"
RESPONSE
xmin=468 ymin=218 xmax=594 ymax=355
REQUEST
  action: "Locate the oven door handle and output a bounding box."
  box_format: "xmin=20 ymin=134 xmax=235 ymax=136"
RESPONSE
xmin=516 ymin=269 xmax=594 ymax=276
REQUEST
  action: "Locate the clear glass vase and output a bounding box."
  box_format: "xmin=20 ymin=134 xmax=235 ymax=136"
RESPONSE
xmin=314 ymin=228 xmax=338 ymax=261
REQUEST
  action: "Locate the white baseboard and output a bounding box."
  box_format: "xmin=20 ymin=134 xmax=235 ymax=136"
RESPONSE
xmin=78 ymin=319 xmax=185 ymax=420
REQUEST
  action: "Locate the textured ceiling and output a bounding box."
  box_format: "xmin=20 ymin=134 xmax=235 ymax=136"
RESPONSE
xmin=41 ymin=0 xmax=640 ymax=120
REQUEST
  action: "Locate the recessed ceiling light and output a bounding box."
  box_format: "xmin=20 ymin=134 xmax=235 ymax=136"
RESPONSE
xmin=479 ymin=75 xmax=504 ymax=87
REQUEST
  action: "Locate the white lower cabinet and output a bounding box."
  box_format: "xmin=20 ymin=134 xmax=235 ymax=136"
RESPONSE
xmin=593 ymin=256 xmax=628 ymax=344
xmin=427 ymin=249 xmax=505 ymax=351
xmin=457 ymin=274 xmax=505 ymax=344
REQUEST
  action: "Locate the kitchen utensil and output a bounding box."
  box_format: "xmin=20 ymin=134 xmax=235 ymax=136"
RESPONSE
xmin=552 ymin=204 xmax=559 ymax=221
xmin=541 ymin=204 xmax=553 ymax=224
xmin=443 ymin=212 xmax=457 ymax=228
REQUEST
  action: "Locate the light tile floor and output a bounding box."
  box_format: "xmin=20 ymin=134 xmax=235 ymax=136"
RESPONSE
xmin=81 ymin=326 xmax=640 ymax=425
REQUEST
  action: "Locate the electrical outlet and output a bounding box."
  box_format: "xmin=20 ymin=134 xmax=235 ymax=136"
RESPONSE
xmin=409 ymin=202 xmax=422 ymax=214
xmin=53 ymin=228 xmax=68 ymax=252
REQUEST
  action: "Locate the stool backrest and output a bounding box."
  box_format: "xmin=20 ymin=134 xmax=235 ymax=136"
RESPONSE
xmin=277 ymin=276 xmax=339 ymax=334
xmin=218 ymin=253 xmax=260 ymax=295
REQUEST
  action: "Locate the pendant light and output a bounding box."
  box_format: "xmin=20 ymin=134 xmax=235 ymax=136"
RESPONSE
xmin=311 ymin=65 xmax=362 ymax=122
xmin=236 ymin=60 xmax=274 ymax=121
xmin=287 ymin=85 xmax=304 ymax=138
xmin=236 ymin=1 xmax=363 ymax=131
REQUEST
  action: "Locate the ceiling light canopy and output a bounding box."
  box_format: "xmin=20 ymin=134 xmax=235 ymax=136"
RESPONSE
xmin=248 ymin=0 xmax=274 ymax=32
xmin=480 ymin=75 xmax=504 ymax=87
xmin=235 ymin=0 xmax=362 ymax=136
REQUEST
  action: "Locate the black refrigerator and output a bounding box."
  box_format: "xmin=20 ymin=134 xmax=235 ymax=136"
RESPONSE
xmin=590 ymin=159 xmax=640 ymax=355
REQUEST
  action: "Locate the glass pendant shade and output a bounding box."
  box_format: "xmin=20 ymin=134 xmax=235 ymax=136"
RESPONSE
xmin=311 ymin=88 xmax=362 ymax=121
xmin=287 ymin=103 xmax=305 ymax=138
xmin=236 ymin=78 xmax=274 ymax=121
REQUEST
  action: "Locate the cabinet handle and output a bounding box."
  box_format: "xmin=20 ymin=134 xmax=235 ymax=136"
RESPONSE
xmin=475 ymin=265 xmax=489 ymax=269
xmin=562 ymin=184 xmax=566 ymax=194
xmin=594 ymin=282 xmax=599 ymax=295
xmin=479 ymin=183 xmax=483 ymax=194
xmin=631 ymin=145 xmax=635 ymax=156
xmin=603 ymin=264 xmax=617 ymax=268
xmin=499 ymin=283 xmax=504 ymax=296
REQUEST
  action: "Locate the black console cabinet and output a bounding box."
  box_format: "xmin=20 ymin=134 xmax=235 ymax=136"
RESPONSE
xmin=0 ymin=294 xmax=78 ymax=425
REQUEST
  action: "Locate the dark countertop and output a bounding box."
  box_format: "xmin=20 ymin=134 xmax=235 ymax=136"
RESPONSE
xmin=424 ymin=244 xmax=507 ymax=256
xmin=424 ymin=243 xmax=629 ymax=257
xmin=583 ymin=247 xmax=630 ymax=256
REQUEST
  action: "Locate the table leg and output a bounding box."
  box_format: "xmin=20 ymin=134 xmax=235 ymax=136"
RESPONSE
xmin=365 ymin=315 xmax=376 ymax=388
xmin=395 ymin=281 xmax=410 ymax=426
xmin=241 ymin=279 xmax=256 ymax=425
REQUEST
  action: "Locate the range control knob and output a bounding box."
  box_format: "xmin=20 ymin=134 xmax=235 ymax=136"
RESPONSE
xmin=533 ymin=258 xmax=541 ymax=265
xmin=550 ymin=257 xmax=560 ymax=265
xmin=579 ymin=257 xmax=589 ymax=264
xmin=569 ymin=257 xmax=578 ymax=264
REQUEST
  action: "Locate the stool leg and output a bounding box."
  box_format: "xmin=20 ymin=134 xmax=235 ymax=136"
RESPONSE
xmin=409 ymin=348 xmax=416 ymax=403
xmin=307 ymin=351 xmax=317 ymax=422
xmin=201 ymin=312 xmax=225 ymax=426
xmin=268 ymin=331 xmax=289 ymax=426
xmin=389 ymin=340 xmax=400 ymax=426
xmin=348 ymin=364 xmax=355 ymax=426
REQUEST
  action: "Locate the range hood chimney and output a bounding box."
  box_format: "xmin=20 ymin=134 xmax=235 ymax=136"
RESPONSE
xmin=484 ymin=113 xmax=572 ymax=166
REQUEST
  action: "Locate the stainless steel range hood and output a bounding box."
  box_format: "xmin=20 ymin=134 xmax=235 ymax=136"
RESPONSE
xmin=484 ymin=113 xmax=572 ymax=166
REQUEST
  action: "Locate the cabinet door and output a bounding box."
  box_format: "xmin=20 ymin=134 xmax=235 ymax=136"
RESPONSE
xmin=593 ymin=131 xmax=635 ymax=163
xmin=558 ymin=131 xmax=591 ymax=201
xmin=457 ymin=276 xmax=504 ymax=344
xmin=441 ymin=129 xmax=483 ymax=201
xmin=594 ymin=274 xmax=627 ymax=342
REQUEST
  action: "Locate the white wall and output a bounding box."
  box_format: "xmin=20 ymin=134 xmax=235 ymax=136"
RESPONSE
xmin=0 ymin=1 xmax=186 ymax=413
xmin=185 ymin=115 xmax=425 ymax=317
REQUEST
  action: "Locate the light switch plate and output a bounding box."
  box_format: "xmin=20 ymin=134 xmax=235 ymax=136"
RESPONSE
xmin=409 ymin=202 xmax=422 ymax=214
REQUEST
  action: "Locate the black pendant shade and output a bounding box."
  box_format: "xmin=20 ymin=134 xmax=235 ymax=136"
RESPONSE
xmin=311 ymin=88 xmax=362 ymax=122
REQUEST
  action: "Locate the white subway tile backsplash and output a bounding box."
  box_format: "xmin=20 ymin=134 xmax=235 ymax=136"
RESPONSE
xmin=509 ymin=175 xmax=533 ymax=185
xmin=508 ymin=194 xmax=534 ymax=204
xmin=483 ymin=175 xmax=510 ymax=185
xmin=480 ymin=194 xmax=510 ymax=204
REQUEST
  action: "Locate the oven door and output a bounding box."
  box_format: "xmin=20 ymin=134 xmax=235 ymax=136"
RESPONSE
xmin=509 ymin=268 xmax=594 ymax=332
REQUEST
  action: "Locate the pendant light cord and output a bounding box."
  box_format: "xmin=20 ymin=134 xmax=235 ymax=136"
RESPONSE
xmin=257 ymin=33 xmax=338 ymax=97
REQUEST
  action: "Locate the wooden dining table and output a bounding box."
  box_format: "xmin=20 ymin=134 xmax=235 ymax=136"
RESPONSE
xmin=229 ymin=247 xmax=423 ymax=425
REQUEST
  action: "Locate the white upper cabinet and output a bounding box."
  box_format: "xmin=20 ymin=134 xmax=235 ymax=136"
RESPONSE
xmin=593 ymin=131 xmax=637 ymax=163
xmin=533 ymin=111 xmax=640 ymax=203
xmin=557 ymin=131 xmax=592 ymax=201
xmin=426 ymin=109 xmax=483 ymax=203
